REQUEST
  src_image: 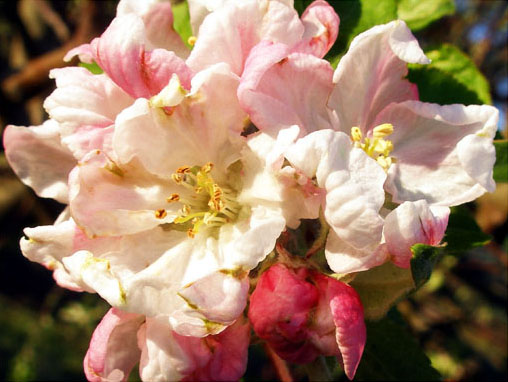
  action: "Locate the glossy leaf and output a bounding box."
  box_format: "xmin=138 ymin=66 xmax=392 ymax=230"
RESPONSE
xmin=410 ymin=244 xmax=443 ymax=290
xmin=355 ymin=311 xmax=441 ymax=381
xmin=443 ymin=207 xmax=492 ymax=254
xmin=326 ymin=0 xmax=397 ymax=67
xmin=408 ymin=44 xmax=492 ymax=105
xmin=397 ymin=0 xmax=455 ymax=31
xmin=351 ymin=263 xmax=414 ymax=320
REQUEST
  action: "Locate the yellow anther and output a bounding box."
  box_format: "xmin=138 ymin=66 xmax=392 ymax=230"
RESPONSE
xmin=187 ymin=228 xmax=196 ymax=238
xmin=201 ymin=162 xmax=214 ymax=173
xmin=188 ymin=36 xmax=197 ymax=46
xmin=376 ymin=156 xmax=392 ymax=171
xmin=167 ymin=193 xmax=180 ymax=202
xmin=372 ymin=123 xmax=394 ymax=139
xmin=176 ymin=166 xmax=191 ymax=174
xmin=172 ymin=173 xmax=183 ymax=183
xmin=155 ymin=209 xmax=167 ymax=219
xmin=351 ymin=126 xmax=363 ymax=142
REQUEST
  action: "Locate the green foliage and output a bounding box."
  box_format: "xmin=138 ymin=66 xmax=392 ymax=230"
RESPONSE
xmin=351 ymin=263 xmax=415 ymax=320
xmin=397 ymin=0 xmax=455 ymax=31
xmin=0 ymin=292 xmax=109 ymax=381
xmin=172 ymin=1 xmax=193 ymax=47
xmin=493 ymin=140 xmax=508 ymax=183
xmin=326 ymin=0 xmax=398 ymax=67
xmin=443 ymin=207 xmax=492 ymax=254
xmin=408 ymin=44 xmax=492 ymax=105
xmin=355 ymin=311 xmax=441 ymax=381
xmin=410 ymin=244 xmax=443 ymax=290
xmin=78 ymin=61 xmax=103 ymax=74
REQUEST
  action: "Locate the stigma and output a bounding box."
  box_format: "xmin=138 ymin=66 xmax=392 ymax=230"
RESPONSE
xmin=350 ymin=124 xmax=395 ymax=171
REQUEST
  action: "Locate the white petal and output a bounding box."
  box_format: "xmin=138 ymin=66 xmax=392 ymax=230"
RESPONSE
xmin=381 ymin=101 xmax=498 ymax=206
xmin=329 ymin=20 xmax=426 ymax=134
xmin=3 ymin=121 xmax=75 ymax=203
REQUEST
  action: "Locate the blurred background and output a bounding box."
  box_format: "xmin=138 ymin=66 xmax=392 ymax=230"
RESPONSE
xmin=0 ymin=0 xmax=506 ymax=381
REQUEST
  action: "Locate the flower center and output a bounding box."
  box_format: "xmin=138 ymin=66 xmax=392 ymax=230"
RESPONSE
xmin=350 ymin=124 xmax=395 ymax=171
xmin=167 ymin=162 xmax=241 ymax=238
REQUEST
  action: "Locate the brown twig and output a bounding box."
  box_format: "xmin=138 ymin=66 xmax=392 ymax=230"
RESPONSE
xmin=1 ymin=0 xmax=95 ymax=101
xmin=264 ymin=343 xmax=293 ymax=382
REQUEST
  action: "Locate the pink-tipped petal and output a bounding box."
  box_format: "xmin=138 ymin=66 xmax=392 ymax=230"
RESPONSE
xmin=384 ymin=200 xmax=450 ymax=268
xmin=292 ymin=0 xmax=340 ymax=58
xmin=381 ymin=101 xmax=498 ymax=206
xmin=3 ymin=121 xmax=75 ymax=203
xmin=327 ymin=280 xmax=366 ymax=380
xmin=187 ymin=0 xmax=303 ymax=75
xmin=239 ymin=41 xmax=334 ymax=135
xmin=172 ymin=270 xmax=249 ymax=337
xmin=329 ymin=20 xmax=427 ymax=134
xmin=116 ymin=0 xmax=189 ymax=57
xmin=94 ymin=14 xmax=192 ymax=99
xmin=84 ymin=308 xmax=144 ymax=382
xmin=68 ymin=150 xmax=176 ymax=237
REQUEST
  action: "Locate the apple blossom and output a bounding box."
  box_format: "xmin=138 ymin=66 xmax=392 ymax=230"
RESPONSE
xmin=84 ymin=308 xmax=250 ymax=382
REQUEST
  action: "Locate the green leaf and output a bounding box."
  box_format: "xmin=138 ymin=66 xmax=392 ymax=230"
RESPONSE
xmin=407 ymin=44 xmax=492 ymax=105
xmin=355 ymin=311 xmax=441 ymax=381
xmin=172 ymin=1 xmax=192 ymax=47
xmin=78 ymin=61 xmax=103 ymax=74
xmin=351 ymin=263 xmax=415 ymax=320
xmin=443 ymin=207 xmax=492 ymax=254
xmin=493 ymin=140 xmax=508 ymax=183
xmin=326 ymin=0 xmax=397 ymax=67
xmin=397 ymin=0 xmax=455 ymax=31
xmin=410 ymin=244 xmax=443 ymax=290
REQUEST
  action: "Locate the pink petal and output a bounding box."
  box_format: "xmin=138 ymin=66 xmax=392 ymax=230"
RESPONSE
xmin=84 ymin=308 xmax=144 ymax=382
xmin=187 ymin=0 xmax=303 ymax=75
xmin=116 ymin=0 xmax=189 ymax=57
xmin=292 ymin=0 xmax=340 ymax=58
xmin=172 ymin=270 xmax=249 ymax=336
xmin=380 ymin=101 xmax=498 ymax=206
xmin=3 ymin=121 xmax=75 ymax=203
xmin=94 ymin=14 xmax=192 ymax=99
xmin=327 ymin=279 xmax=366 ymax=380
xmin=68 ymin=150 xmax=176 ymax=237
xmin=384 ymin=200 xmax=450 ymax=268
xmin=248 ymin=264 xmax=321 ymax=363
xmin=178 ymin=318 xmax=250 ymax=381
xmin=45 ymin=67 xmax=133 ymax=130
xmin=239 ymin=41 xmax=334 ymax=136
xmin=329 ymin=20 xmax=427 ymax=134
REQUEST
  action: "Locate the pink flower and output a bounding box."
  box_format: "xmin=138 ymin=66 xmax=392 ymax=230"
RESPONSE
xmin=84 ymin=308 xmax=250 ymax=382
xmin=249 ymin=263 xmax=366 ymax=380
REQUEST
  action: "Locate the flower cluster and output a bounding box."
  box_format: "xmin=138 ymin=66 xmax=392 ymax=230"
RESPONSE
xmin=3 ymin=0 xmax=497 ymax=381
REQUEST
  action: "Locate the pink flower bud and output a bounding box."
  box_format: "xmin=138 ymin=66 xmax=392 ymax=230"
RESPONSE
xmin=248 ymin=263 xmax=366 ymax=379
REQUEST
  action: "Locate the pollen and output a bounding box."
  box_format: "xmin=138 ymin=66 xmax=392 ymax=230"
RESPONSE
xmin=188 ymin=36 xmax=197 ymax=46
xmin=155 ymin=209 xmax=167 ymax=219
xmin=351 ymin=123 xmax=395 ymax=171
xmin=168 ymin=162 xmax=241 ymax=238
xmin=167 ymin=193 xmax=180 ymax=202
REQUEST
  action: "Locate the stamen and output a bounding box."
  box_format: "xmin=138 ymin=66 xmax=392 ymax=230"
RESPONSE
xmin=351 ymin=126 xmax=363 ymax=142
xmin=167 ymin=193 xmax=180 ymax=202
xmin=188 ymin=36 xmax=197 ymax=46
xmin=155 ymin=209 xmax=167 ymax=219
xmin=372 ymin=123 xmax=393 ymax=138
